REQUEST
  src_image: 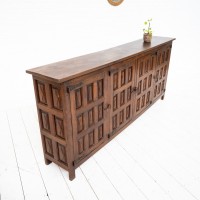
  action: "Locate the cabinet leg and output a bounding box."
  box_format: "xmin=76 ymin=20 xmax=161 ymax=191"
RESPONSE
xmin=69 ymin=168 xmax=76 ymax=181
xmin=44 ymin=158 xmax=52 ymax=165
xmin=161 ymin=95 xmax=165 ymax=100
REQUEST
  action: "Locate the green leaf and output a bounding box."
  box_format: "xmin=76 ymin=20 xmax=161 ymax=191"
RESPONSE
xmin=144 ymin=21 xmax=147 ymax=25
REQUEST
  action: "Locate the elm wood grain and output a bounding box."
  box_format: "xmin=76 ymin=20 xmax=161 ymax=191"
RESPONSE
xmin=27 ymin=36 xmax=175 ymax=180
xmin=26 ymin=37 xmax=175 ymax=83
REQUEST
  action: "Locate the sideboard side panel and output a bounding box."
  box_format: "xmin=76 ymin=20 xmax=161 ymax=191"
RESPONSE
xmin=109 ymin=58 xmax=136 ymax=138
xmin=33 ymin=77 xmax=69 ymax=170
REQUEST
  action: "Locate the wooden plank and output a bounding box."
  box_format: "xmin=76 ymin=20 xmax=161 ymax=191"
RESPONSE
xmin=105 ymin=140 xmax=174 ymax=200
xmin=131 ymin=118 xmax=200 ymax=199
xmin=79 ymin=157 xmax=123 ymax=200
xmin=26 ymin=37 xmax=175 ymax=83
xmin=123 ymin=110 xmax=200 ymax=200
xmin=0 ymin=111 xmax=24 ymax=200
xmin=6 ymin=109 xmax=49 ymax=200
xmin=143 ymin=114 xmax=200 ymax=177
xmin=115 ymin=129 xmax=198 ymax=200
xmin=60 ymin=167 xmax=99 ymax=200
xmin=20 ymin=107 xmax=74 ymax=200
xmin=93 ymin=147 xmax=147 ymax=200
xmin=148 ymin=104 xmax=200 ymax=165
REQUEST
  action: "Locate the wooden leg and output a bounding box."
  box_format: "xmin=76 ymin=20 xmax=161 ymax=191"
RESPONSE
xmin=69 ymin=168 xmax=76 ymax=181
xmin=161 ymin=95 xmax=165 ymax=100
xmin=45 ymin=158 xmax=52 ymax=165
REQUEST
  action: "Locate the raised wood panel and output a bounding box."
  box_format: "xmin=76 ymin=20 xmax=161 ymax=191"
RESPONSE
xmin=44 ymin=136 xmax=53 ymax=157
xmin=98 ymin=103 xmax=104 ymax=121
xmin=55 ymin=117 xmax=65 ymax=139
xmin=97 ymin=79 xmax=104 ymax=98
xmin=87 ymin=83 xmax=94 ymax=103
xmin=51 ymin=86 xmax=62 ymax=110
xmin=88 ymin=108 xmax=94 ymax=127
xmin=57 ymin=143 xmax=67 ymax=164
xmin=37 ymin=81 xmax=47 ymax=105
xmin=98 ymin=124 xmax=104 ymax=141
xmin=40 ymin=110 xmax=50 ymax=132
xmin=75 ymin=88 xmax=82 ymax=109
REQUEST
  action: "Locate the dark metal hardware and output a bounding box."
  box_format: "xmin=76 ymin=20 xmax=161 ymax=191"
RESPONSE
xmin=104 ymin=104 xmax=111 ymax=110
xmin=66 ymin=82 xmax=83 ymax=92
xmin=108 ymin=69 xmax=118 ymax=76
xmin=131 ymin=86 xmax=138 ymax=93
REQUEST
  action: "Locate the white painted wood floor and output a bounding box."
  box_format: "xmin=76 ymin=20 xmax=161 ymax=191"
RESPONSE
xmin=1 ymin=91 xmax=200 ymax=200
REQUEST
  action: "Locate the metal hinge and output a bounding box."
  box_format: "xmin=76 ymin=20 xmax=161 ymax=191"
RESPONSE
xmin=108 ymin=69 xmax=118 ymax=76
xmin=66 ymin=82 xmax=83 ymax=93
xmin=131 ymin=86 xmax=138 ymax=93
xmin=108 ymin=130 xmax=116 ymax=139
xmin=104 ymin=104 xmax=111 ymax=110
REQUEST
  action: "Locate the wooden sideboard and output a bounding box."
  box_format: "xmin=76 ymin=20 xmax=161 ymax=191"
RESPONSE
xmin=26 ymin=36 xmax=175 ymax=180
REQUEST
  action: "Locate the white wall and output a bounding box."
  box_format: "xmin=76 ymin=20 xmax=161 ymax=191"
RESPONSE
xmin=0 ymin=0 xmax=199 ymax=110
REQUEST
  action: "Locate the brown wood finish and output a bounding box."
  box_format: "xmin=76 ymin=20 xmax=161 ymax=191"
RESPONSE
xmin=26 ymin=36 xmax=175 ymax=180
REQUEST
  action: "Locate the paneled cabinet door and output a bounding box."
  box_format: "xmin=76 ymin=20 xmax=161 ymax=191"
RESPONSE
xmin=68 ymin=71 xmax=110 ymax=164
xmin=153 ymin=45 xmax=172 ymax=100
xmin=108 ymin=59 xmax=135 ymax=138
xmin=135 ymin=52 xmax=156 ymax=116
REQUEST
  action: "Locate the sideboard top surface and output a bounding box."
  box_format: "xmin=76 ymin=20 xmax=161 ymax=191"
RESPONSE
xmin=26 ymin=36 xmax=175 ymax=83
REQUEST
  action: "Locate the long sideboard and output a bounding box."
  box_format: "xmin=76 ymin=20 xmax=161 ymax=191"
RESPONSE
xmin=26 ymin=36 xmax=175 ymax=180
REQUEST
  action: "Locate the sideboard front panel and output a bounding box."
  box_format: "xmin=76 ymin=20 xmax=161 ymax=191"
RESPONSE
xmin=68 ymin=71 xmax=110 ymax=164
xmin=153 ymin=44 xmax=172 ymax=100
xmin=135 ymin=52 xmax=156 ymax=116
xmin=109 ymin=59 xmax=136 ymax=138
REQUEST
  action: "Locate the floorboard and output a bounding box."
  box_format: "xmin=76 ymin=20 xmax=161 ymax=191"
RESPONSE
xmin=1 ymin=103 xmax=200 ymax=200
xmin=0 ymin=111 xmax=25 ymax=200
xmin=20 ymin=107 xmax=74 ymax=200
xmin=6 ymin=110 xmax=49 ymax=200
